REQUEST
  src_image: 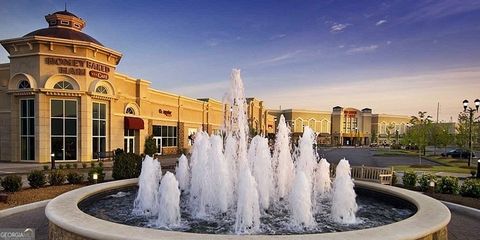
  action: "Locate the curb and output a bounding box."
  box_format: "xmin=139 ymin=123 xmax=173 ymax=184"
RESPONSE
xmin=0 ymin=199 xmax=50 ymax=218
xmin=441 ymin=200 xmax=480 ymax=217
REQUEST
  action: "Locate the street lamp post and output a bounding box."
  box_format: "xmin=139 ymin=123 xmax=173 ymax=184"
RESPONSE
xmin=463 ymin=99 xmax=480 ymax=167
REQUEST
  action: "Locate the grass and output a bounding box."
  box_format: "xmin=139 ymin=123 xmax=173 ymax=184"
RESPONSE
xmin=387 ymin=149 xmax=477 ymax=174
xmin=393 ymin=165 xmax=474 ymax=174
xmin=372 ymin=149 xmax=417 ymax=156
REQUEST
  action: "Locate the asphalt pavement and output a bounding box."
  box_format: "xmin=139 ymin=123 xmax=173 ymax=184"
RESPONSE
xmin=319 ymin=147 xmax=440 ymax=167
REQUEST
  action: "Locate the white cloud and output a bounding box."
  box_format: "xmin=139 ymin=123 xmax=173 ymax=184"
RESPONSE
xmin=330 ymin=23 xmax=350 ymax=32
xmin=376 ymin=19 xmax=387 ymax=26
xmin=270 ymin=34 xmax=287 ymax=40
xmin=346 ymin=45 xmax=378 ymax=54
xmin=257 ymin=66 xmax=480 ymax=122
xmin=257 ymin=50 xmax=303 ymax=64
xmin=205 ymin=39 xmax=220 ymax=47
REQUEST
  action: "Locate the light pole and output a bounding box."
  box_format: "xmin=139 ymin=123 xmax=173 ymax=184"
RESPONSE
xmin=462 ymin=99 xmax=480 ymax=167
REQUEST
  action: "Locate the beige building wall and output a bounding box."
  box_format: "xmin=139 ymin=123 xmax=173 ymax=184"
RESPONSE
xmin=0 ymin=10 xmax=226 ymax=163
xmin=372 ymin=114 xmax=411 ymax=144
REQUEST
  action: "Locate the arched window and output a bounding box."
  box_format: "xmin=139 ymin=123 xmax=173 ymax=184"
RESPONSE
xmin=54 ymin=81 xmax=73 ymax=90
xmin=125 ymin=107 xmax=135 ymax=115
xmin=95 ymin=86 xmax=108 ymax=94
xmin=18 ymin=80 xmax=31 ymax=89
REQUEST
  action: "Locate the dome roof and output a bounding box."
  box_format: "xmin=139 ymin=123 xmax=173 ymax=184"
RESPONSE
xmin=52 ymin=10 xmax=79 ymax=18
xmin=22 ymin=10 xmax=103 ymax=46
xmin=24 ymin=28 xmax=103 ymax=46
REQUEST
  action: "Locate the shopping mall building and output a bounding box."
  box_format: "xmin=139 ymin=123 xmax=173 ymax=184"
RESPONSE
xmin=0 ymin=10 xmax=413 ymax=163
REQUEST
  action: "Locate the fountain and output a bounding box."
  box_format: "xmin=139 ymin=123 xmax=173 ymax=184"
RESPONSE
xmin=46 ymin=69 xmax=451 ymax=240
xmin=132 ymin=155 xmax=161 ymax=216
xmin=272 ymin=115 xmax=295 ymax=200
xmin=247 ymin=135 xmax=273 ymax=210
xmin=175 ymin=154 xmax=189 ymax=192
xmin=315 ymin=158 xmax=332 ymax=198
xmin=156 ymin=172 xmax=181 ymax=227
xmin=332 ymin=159 xmax=358 ymax=224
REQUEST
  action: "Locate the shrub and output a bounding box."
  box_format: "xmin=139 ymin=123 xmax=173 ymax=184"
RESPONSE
xmin=144 ymin=135 xmax=157 ymax=156
xmin=112 ymin=152 xmax=142 ymax=180
xmin=67 ymin=172 xmax=84 ymax=184
xmin=73 ymin=163 xmax=78 ymax=169
xmin=114 ymin=148 xmax=124 ymax=156
xmin=90 ymin=162 xmax=96 ymax=168
xmin=418 ymin=174 xmax=436 ymax=192
xmin=27 ymin=170 xmax=46 ymax=188
xmin=1 ymin=175 xmax=22 ymax=192
xmin=470 ymin=170 xmax=477 ymax=178
xmin=98 ymin=161 xmax=104 ymax=168
xmin=49 ymin=170 xmax=66 ymax=186
xmin=82 ymin=163 xmax=87 ymax=169
xmin=43 ymin=165 xmax=49 ymax=171
xmin=88 ymin=166 xmax=105 ymax=184
xmin=59 ymin=164 xmax=64 ymax=170
xmin=402 ymin=171 xmax=417 ymax=189
xmin=65 ymin=163 xmax=71 ymax=169
xmin=390 ymin=144 xmax=402 ymax=150
xmin=436 ymin=176 xmax=459 ymax=194
xmin=460 ymin=178 xmax=480 ymax=198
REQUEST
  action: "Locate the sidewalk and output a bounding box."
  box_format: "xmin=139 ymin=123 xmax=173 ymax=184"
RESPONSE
xmin=0 ymin=155 xmax=180 ymax=177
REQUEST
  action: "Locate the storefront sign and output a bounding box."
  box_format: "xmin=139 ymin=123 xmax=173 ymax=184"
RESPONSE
xmin=159 ymin=109 xmax=172 ymax=117
xmin=89 ymin=70 xmax=109 ymax=80
xmin=45 ymin=57 xmax=111 ymax=79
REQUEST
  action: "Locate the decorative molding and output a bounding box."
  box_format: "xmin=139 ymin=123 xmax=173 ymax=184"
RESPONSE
xmin=40 ymin=89 xmax=83 ymax=97
xmin=89 ymin=93 xmax=117 ymax=101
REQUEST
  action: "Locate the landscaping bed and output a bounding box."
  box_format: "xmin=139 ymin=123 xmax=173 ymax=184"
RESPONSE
xmin=0 ymin=184 xmax=85 ymax=210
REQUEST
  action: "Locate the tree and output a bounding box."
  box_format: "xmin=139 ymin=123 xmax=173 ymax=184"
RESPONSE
xmin=406 ymin=111 xmax=432 ymax=156
xmin=386 ymin=123 xmax=395 ymax=145
xmin=437 ymin=126 xmax=453 ymax=154
xmin=456 ymin=112 xmax=470 ymax=150
xmin=371 ymin=129 xmax=378 ymax=144
xmin=144 ymin=135 xmax=158 ymax=156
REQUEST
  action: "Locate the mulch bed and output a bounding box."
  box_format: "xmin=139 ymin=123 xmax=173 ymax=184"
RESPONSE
xmin=0 ymin=184 xmax=86 ymax=210
xmin=424 ymin=192 xmax=480 ymax=210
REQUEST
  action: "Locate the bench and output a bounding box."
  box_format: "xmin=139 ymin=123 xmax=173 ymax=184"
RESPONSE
xmin=96 ymin=151 xmax=115 ymax=161
xmin=331 ymin=164 xmax=394 ymax=185
xmin=352 ymin=165 xmax=394 ymax=185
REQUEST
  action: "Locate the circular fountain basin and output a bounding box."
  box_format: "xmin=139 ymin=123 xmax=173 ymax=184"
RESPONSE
xmin=46 ymin=179 xmax=450 ymax=240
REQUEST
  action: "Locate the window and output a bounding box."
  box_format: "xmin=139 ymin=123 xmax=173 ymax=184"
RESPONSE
xmin=124 ymin=129 xmax=135 ymax=153
xmin=93 ymin=103 xmax=107 ymax=159
xmin=125 ymin=107 xmax=135 ymax=115
xmin=153 ymin=136 xmax=162 ymax=154
xmin=20 ymin=99 xmax=35 ymax=160
xmin=18 ymin=80 xmax=31 ymax=89
xmin=153 ymin=125 xmax=177 ymax=147
xmin=95 ymin=86 xmax=108 ymax=94
xmin=51 ymin=100 xmax=77 ymax=161
xmin=54 ymin=81 xmax=73 ymax=90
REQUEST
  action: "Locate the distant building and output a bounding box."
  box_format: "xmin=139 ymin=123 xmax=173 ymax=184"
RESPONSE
xmin=268 ymin=107 xmax=412 ymax=146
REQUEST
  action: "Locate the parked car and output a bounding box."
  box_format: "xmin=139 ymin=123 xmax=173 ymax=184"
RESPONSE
xmin=441 ymin=149 xmax=475 ymax=159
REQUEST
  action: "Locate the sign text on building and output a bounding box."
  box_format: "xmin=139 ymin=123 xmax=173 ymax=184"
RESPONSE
xmin=45 ymin=57 xmax=110 ymax=79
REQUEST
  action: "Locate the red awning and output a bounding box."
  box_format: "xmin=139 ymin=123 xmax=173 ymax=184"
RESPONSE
xmin=124 ymin=117 xmax=144 ymax=130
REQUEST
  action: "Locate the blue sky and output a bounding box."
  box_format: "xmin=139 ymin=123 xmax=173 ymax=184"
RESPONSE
xmin=1 ymin=0 xmax=480 ymax=121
